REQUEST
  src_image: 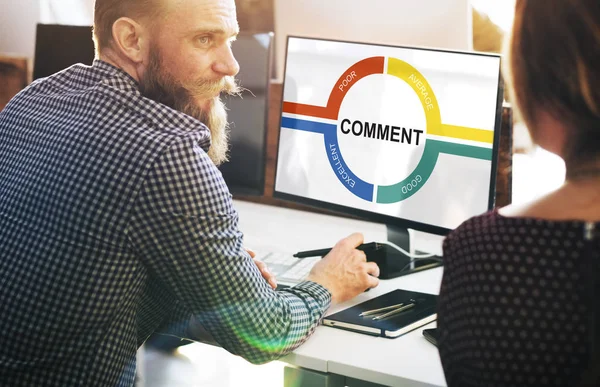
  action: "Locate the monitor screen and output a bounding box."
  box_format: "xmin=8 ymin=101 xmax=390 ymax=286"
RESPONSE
xmin=33 ymin=24 xmax=272 ymax=196
xmin=274 ymin=36 xmax=503 ymax=235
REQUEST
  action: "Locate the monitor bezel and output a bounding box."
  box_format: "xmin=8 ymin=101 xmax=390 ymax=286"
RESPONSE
xmin=273 ymin=35 xmax=504 ymax=236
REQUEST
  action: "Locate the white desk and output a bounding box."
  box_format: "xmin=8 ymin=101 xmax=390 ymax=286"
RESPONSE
xmin=235 ymin=200 xmax=446 ymax=387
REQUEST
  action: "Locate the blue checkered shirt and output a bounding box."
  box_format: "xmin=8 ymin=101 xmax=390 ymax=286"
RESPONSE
xmin=0 ymin=60 xmax=331 ymax=386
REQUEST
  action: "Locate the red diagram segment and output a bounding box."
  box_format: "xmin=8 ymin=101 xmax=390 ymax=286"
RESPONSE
xmin=282 ymin=56 xmax=385 ymax=120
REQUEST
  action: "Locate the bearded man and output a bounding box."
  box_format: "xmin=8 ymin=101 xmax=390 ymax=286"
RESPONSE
xmin=0 ymin=0 xmax=380 ymax=385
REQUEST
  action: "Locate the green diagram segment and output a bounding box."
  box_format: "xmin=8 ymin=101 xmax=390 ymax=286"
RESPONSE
xmin=376 ymin=140 xmax=492 ymax=203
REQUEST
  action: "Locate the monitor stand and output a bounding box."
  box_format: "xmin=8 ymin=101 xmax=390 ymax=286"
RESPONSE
xmin=369 ymin=225 xmax=443 ymax=279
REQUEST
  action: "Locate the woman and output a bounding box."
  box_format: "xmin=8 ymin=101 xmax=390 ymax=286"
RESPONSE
xmin=437 ymin=1 xmax=600 ymax=386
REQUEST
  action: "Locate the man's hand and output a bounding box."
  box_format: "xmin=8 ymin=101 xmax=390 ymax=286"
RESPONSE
xmin=246 ymin=247 xmax=277 ymax=289
xmin=306 ymin=233 xmax=380 ymax=304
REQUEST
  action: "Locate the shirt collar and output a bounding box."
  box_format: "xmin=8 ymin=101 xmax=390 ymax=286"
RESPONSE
xmin=92 ymin=59 xmax=139 ymax=86
xmin=91 ymin=59 xmax=211 ymax=145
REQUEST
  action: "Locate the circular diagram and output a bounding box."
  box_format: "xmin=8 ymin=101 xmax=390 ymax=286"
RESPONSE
xmin=281 ymin=57 xmax=493 ymax=203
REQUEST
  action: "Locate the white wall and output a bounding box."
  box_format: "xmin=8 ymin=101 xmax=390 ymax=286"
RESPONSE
xmin=0 ymin=0 xmax=93 ymax=69
xmin=40 ymin=0 xmax=94 ymax=25
xmin=0 ymin=0 xmax=40 ymax=62
xmin=274 ymin=0 xmax=473 ymax=81
xmin=471 ymin=0 xmax=515 ymax=31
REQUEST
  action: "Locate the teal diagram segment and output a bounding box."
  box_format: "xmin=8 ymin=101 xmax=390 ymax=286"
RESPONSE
xmin=430 ymin=140 xmax=493 ymax=161
xmin=376 ymin=139 xmax=493 ymax=203
xmin=281 ymin=119 xmax=493 ymax=204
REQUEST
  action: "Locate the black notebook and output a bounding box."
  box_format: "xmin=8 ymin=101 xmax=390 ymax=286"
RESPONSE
xmin=322 ymin=289 xmax=437 ymax=338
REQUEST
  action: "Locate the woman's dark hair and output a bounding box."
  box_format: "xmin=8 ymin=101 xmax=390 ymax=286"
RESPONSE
xmin=506 ymin=1 xmax=600 ymax=384
xmin=505 ymin=0 xmax=600 ymax=168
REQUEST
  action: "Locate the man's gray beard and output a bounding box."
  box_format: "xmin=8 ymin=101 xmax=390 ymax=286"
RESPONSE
xmin=138 ymin=49 xmax=239 ymax=166
xmin=174 ymin=96 xmax=230 ymax=166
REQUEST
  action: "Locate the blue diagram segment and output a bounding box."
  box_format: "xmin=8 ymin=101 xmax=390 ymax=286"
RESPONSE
xmin=281 ymin=116 xmax=375 ymax=201
xmin=322 ymin=131 xmax=374 ymax=202
xmin=281 ymin=117 xmax=333 ymax=134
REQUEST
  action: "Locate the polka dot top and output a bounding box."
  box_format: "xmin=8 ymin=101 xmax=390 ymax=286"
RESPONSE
xmin=438 ymin=209 xmax=597 ymax=387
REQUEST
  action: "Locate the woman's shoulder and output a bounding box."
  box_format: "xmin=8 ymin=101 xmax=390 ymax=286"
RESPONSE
xmin=442 ymin=210 xmax=504 ymax=266
xmin=444 ymin=206 xmax=591 ymax=264
xmin=449 ymin=198 xmax=596 ymax=241
xmin=445 ymin=209 xmax=507 ymax=247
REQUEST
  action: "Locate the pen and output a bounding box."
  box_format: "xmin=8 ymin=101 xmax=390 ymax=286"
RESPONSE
xmin=293 ymin=242 xmax=377 ymax=258
xmin=359 ymin=303 xmax=404 ymax=317
xmin=293 ymin=247 xmax=332 ymax=258
xmin=372 ymin=303 xmax=415 ymax=320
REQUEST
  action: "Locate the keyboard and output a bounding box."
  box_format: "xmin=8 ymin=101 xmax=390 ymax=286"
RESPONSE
xmin=257 ymin=251 xmax=321 ymax=284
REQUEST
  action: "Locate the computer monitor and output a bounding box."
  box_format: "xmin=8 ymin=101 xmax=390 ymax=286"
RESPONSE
xmin=274 ymin=36 xmax=503 ymax=272
xmin=33 ymin=24 xmax=95 ymax=80
xmin=273 ymin=0 xmax=473 ymax=80
xmin=33 ymin=24 xmax=272 ymax=196
xmin=219 ymin=32 xmax=273 ymax=195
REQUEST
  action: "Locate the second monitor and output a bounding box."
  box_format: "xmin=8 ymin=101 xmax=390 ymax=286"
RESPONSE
xmin=219 ymin=32 xmax=273 ymax=195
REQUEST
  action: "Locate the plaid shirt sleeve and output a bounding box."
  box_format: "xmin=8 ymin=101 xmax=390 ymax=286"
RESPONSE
xmin=128 ymin=135 xmax=331 ymax=364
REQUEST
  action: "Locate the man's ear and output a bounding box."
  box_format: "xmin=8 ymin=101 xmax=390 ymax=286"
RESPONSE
xmin=111 ymin=17 xmax=148 ymax=63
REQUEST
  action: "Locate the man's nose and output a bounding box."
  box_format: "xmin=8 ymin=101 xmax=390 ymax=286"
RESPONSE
xmin=213 ymin=44 xmax=240 ymax=77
